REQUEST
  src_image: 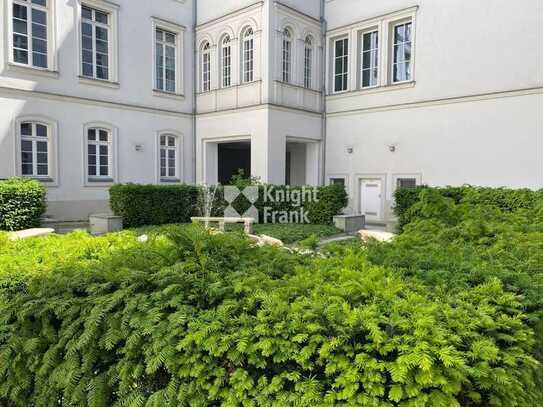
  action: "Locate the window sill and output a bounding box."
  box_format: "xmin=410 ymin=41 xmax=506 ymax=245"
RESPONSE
xmin=7 ymin=63 xmax=59 ymax=79
xmin=86 ymin=177 xmax=114 ymax=186
xmin=153 ymin=89 xmax=185 ymax=100
xmin=327 ymin=81 xmax=416 ymax=99
xmin=78 ymin=76 xmax=120 ymax=89
xmin=160 ymin=178 xmax=181 ymax=183
xmin=274 ymin=80 xmax=321 ymax=93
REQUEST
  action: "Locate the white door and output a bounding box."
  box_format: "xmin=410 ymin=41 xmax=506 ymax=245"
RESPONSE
xmin=360 ymin=179 xmax=382 ymax=221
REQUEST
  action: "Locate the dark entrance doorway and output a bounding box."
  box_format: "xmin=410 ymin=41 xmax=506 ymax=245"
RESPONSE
xmin=218 ymin=141 xmax=251 ymax=184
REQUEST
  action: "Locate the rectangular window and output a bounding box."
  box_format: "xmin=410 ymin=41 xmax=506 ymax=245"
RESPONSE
xmin=396 ymin=178 xmax=417 ymax=190
xmin=155 ymin=29 xmax=176 ymax=92
xmin=282 ymin=37 xmax=291 ymax=83
xmin=242 ymin=30 xmax=254 ymax=83
xmin=12 ymin=0 xmax=48 ymax=68
xmin=202 ymin=49 xmax=210 ymax=92
xmin=159 ymin=135 xmax=177 ymax=180
xmin=81 ymin=5 xmax=110 ymax=80
xmin=87 ymin=128 xmax=110 ymax=178
xmin=330 ymin=178 xmax=346 ymax=187
xmin=20 ymin=122 xmax=49 ymax=177
xmin=361 ymin=30 xmax=378 ymax=88
xmin=392 ymin=21 xmax=412 ymax=83
xmin=333 ymin=37 xmax=348 ymax=92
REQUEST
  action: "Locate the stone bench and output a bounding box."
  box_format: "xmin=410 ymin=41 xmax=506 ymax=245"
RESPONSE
xmin=191 ymin=217 xmax=255 ymax=234
xmin=89 ymin=214 xmax=123 ymax=235
xmin=333 ymin=215 xmax=366 ymax=233
xmin=8 ymin=228 xmax=55 ymax=241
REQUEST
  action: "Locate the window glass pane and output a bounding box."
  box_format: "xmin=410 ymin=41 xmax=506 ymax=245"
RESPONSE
xmin=160 ymin=136 xmax=166 ymax=146
xmin=13 ymin=20 xmax=28 ymax=35
xmin=96 ymin=66 xmax=109 ymax=80
xmin=32 ymin=9 xmax=46 ymax=26
xmin=99 ymin=130 xmax=108 ymax=142
xmin=13 ymin=4 xmax=27 ymax=20
xmin=22 ymin=164 xmax=33 ymax=175
xmin=95 ymin=11 xmax=108 ymax=24
xmin=88 ymin=165 xmax=96 ymax=176
xmin=95 ymin=26 xmax=108 ymax=41
xmin=82 ymin=22 xmax=92 ymax=37
xmin=88 ymin=155 xmax=96 ymax=165
xmin=32 ymin=38 xmax=47 ymax=54
xmin=37 ymin=164 xmax=48 ymax=175
xmin=100 ymin=166 xmax=109 ymax=176
xmin=13 ymin=34 xmax=28 ymax=50
xmin=82 ymin=63 xmax=93 ymax=77
xmin=96 ymin=39 xmax=108 ymax=54
xmin=32 ymin=23 xmax=47 ymax=41
xmin=22 ymin=152 xmax=33 ymax=163
xmin=99 ymin=155 xmax=108 ymax=166
xmin=36 ymin=124 xmax=47 ymax=137
xmin=88 ymin=129 xmax=96 ymax=140
xmin=21 ymin=123 xmax=32 ymax=136
xmin=14 ymin=49 xmax=28 ymax=64
xmin=33 ymin=52 xmax=48 ymax=69
xmin=165 ymin=32 xmax=175 ymax=44
xmin=21 ymin=140 xmax=33 ymax=152
xmin=37 ymin=152 xmax=47 ymax=163
xmin=168 ymin=137 xmax=175 ymax=147
xmin=37 ymin=141 xmax=47 ymax=152
xmin=161 ymin=168 xmax=166 ymax=177
xmin=32 ymin=0 xmax=47 ymax=7
xmin=81 ymin=6 xmax=92 ymax=20
xmin=99 ymin=145 xmax=108 ymax=155
xmin=96 ymin=53 xmax=108 ymax=67
xmin=156 ymin=29 xmax=163 ymax=41
xmin=88 ymin=144 xmax=96 ymax=154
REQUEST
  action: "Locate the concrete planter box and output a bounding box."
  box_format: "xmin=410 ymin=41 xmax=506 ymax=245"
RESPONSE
xmin=89 ymin=214 xmax=123 ymax=235
xmin=333 ymin=215 xmax=366 ymax=233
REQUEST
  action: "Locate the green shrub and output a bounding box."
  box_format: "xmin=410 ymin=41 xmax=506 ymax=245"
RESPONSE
xmin=226 ymin=223 xmax=339 ymax=244
xmin=0 ymin=178 xmax=46 ymax=231
xmin=394 ymin=185 xmax=543 ymax=231
xmin=0 ymin=226 xmax=540 ymax=406
xmin=109 ymin=183 xmax=200 ymax=228
xmin=110 ymin=183 xmax=348 ymax=228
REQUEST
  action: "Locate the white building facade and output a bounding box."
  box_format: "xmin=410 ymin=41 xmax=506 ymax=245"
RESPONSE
xmin=1 ymin=0 xmax=542 ymax=223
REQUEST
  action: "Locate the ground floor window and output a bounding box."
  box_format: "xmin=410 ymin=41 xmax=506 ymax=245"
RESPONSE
xmin=20 ymin=121 xmax=50 ymax=178
xmin=396 ymin=177 xmax=417 ymax=190
xmin=86 ymin=126 xmax=113 ymax=182
xmin=159 ymin=134 xmax=178 ymax=180
xmin=330 ymin=177 xmax=346 ymax=187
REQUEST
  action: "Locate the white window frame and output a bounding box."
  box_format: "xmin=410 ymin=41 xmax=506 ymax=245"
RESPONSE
xmin=200 ymin=41 xmax=211 ymax=92
xmin=14 ymin=116 xmax=58 ymax=185
xmin=152 ymin=17 xmax=185 ymax=97
xmin=76 ymin=0 xmax=119 ymax=86
xmin=390 ymin=19 xmax=414 ymax=84
xmin=156 ymin=131 xmax=183 ymax=183
xmin=360 ymin=28 xmax=379 ymax=89
xmin=6 ymin=0 xmax=57 ymax=74
xmin=282 ymin=28 xmax=292 ymax=83
xmin=304 ymin=36 xmax=313 ymax=89
xmin=241 ymin=26 xmax=254 ymax=83
xmin=220 ymin=35 xmax=232 ymax=88
xmin=332 ymin=36 xmax=349 ymax=93
xmin=83 ymin=122 xmax=117 ymax=186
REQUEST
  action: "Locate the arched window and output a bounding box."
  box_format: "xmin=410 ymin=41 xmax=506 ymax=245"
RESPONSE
xmin=221 ymin=35 xmax=231 ymax=87
xmin=159 ymin=134 xmax=178 ymax=180
xmin=201 ymin=41 xmax=211 ymax=92
xmin=304 ymin=36 xmax=313 ymax=88
xmin=282 ymin=28 xmax=292 ymax=83
xmin=241 ymin=27 xmax=254 ymax=83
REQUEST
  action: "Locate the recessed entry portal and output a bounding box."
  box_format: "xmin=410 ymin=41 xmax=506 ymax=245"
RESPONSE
xmin=360 ymin=178 xmax=383 ymax=222
xmin=217 ymin=141 xmax=251 ymax=184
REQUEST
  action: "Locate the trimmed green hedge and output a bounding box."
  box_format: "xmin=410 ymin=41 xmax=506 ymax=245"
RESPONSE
xmin=394 ymin=185 xmax=543 ymax=231
xmin=1 ymin=225 xmax=540 ymax=406
xmin=110 ymin=183 xmax=348 ymax=228
xmin=110 ymin=183 xmax=200 ymax=228
xmin=0 ymin=178 xmax=46 ymax=231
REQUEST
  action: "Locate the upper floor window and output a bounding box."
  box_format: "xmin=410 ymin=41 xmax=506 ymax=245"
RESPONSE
xmin=81 ymin=5 xmax=110 ymax=80
xmin=221 ymin=35 xmax=231 ymax=88
xmin=155 ymin=29 xmax=177 ymax=93
xmin=304 ymin=36 xmax=313 ymax=89
xmin=87 ymin=127 xmax=112 ymax=180
xmin=392 ymin=21 xmax=412 ymax=83
xmin=282 ymin=28 xmax=292 ymax=83
xmin=201 ymin=41 xmax=211 ymax=92
xmin=11 ymin=0 xmax=49 ymax=69
xmin=159 ymin=134 xmax=178 ymax=181
xmin=242 ymin=27 xmax=254 ymax=83
xmin=333 ymin=37 xmax=348 ymax=93
xmin=20 ymin=121 xmax=50 ymax=178
xmin=361 ymin=30 xmax=379 ymax=88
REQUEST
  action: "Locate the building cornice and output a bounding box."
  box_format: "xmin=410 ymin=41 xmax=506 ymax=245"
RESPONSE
xmin=0 ymin=86 xmax=193 ymax=118
xmin=273 ymin=2 xmax=321 ymax=25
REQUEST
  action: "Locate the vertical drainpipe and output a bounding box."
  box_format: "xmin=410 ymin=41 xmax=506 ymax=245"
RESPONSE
xmin=192 ymin=0 xmax=198 ymax=184
xmin=320 ymin=0 xmax=327 ymax=185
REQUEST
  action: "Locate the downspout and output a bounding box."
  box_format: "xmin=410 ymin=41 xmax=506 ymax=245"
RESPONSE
xmin=192 ymin=0 xmax=198 ymax=184
xmin=320 ymin=0 xmax=327 ymax=185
